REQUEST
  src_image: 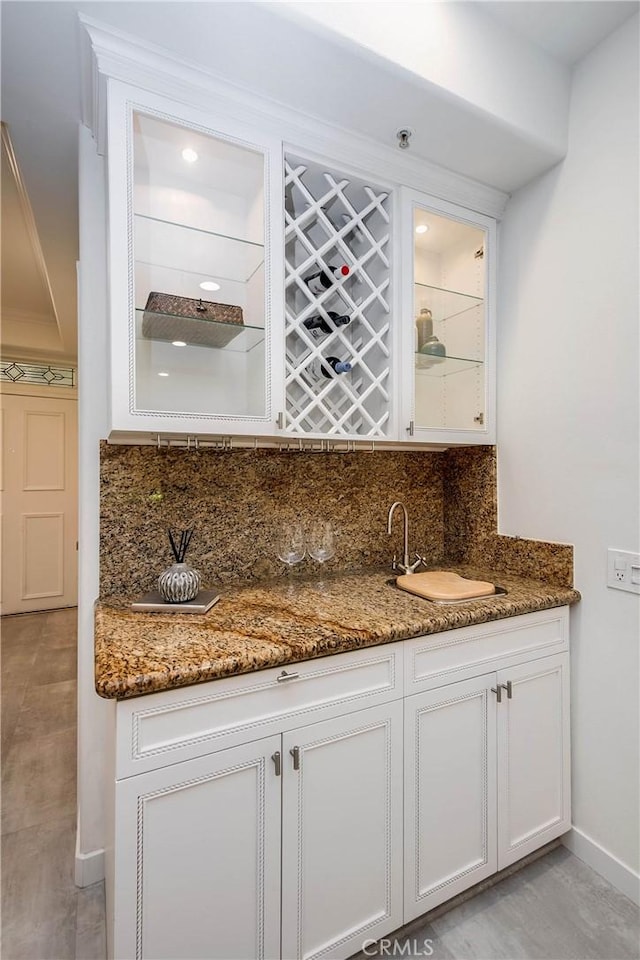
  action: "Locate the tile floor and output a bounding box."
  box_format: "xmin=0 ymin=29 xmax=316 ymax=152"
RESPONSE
xmin=2 ymin=609 xmax=638 ymax=960
xmin=352 ymin=844 xmax=640 ymax=958
xmin=1 ymin=608 xmax=106 ymax=960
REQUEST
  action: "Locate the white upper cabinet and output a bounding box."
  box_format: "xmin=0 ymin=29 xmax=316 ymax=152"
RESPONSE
xmin=106 ymin=82 xmax=284 ymax=436
xmin=85 ymin=21 xmax=506 ymax=445
xmin=400 ymin=190 xmax=496 ymax=445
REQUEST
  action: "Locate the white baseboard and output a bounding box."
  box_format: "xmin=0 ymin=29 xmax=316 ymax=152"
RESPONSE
xmin=75 ymin=840 xmax=105 ymax=888
xmin=563 ymin=827 xmax=640 ymax=905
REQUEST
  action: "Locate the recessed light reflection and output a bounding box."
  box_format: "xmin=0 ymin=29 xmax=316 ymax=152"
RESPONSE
xmin=158 ymin=371 xmax=169 ymax=377
xmin=171 ymin=341 xmax=187 ymax=347
xmin=181 ymin=148 xmax=198 ymax=163
xmin=415 ymin=224 xmax=429 ymax=234
xmin=200 ymin=280 xmax=221 ymax=292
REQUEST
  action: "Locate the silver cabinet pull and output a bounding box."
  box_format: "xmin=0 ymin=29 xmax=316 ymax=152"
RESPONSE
xmin=276 ymin=411 xmax=284 ymax=429
xmin=276 ymin=670 xmax=299 ymax=683
xmin=501 ymin=681 xmax=513 ymax=699
xmin=491 ymin=685 xmax=502 ymax=703
xmin=407 ymin=420 xmax=415 ymax=436
xmin=290 ymin=746 xmax=300 ymax=771
xmin=271 ymin=751 xmax=281 ymax=777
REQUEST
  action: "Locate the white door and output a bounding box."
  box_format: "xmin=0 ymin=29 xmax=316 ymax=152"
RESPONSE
xmin=0 ymin=389 xmax=77 ymax=614
xmin=281 ymin=701 xmax=403 ymax=960
xmin=497 ymin=652 xmax=571 ymax=868
xmin=112 ymin=736 xmax=282 ymax=960
xmin=404 ymin=674 xmax=498 ymax=920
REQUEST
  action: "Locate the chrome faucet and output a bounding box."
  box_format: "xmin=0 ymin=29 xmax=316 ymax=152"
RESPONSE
xmin=387 ymin=501 xmax=425 ymax=575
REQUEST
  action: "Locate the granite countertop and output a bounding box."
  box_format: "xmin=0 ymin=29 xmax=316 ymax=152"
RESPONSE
xmin=95 ymin=565 xmax=580 ymax=700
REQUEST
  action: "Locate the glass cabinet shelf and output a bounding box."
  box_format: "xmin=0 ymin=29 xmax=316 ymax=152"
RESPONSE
xmin=136 ymin=309 xmax=265 ymax=353
xmin=414 ymin=283 xmax=483 ymax=323
xmin=415 ymin=353 xmax=483 ymax=377
xmin=134 ymin=213 xmax=265 ymax=283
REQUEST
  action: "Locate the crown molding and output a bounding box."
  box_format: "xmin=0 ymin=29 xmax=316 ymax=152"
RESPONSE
xmin=78 ymin=15 xmax=509 ymax=219
xmin=1 ymin=123 xmax=62 ymax=335
xmin=79 ymin=16 xmax=108 ymax=154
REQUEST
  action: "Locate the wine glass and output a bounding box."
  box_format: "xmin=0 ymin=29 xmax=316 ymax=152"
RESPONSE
xmin=308 ymin=520 xmax=335 ymax=565
xmin=276 ymin=522 xmax=306 ymax=568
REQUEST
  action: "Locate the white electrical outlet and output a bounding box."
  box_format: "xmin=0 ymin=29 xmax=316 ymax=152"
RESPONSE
xmin=607 ymin=549 xmax=640 ymax=594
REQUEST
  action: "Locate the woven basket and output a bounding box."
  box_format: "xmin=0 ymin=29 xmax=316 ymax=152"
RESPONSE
xmin=142 ymin=292 xmax=244 ymax=349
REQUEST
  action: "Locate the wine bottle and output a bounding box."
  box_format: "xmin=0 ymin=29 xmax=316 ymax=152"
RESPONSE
xmin=307 ymin=356 xmax=352 ymax=382
xmin=303 ymin=311 xmax=351 ymax=341
xmin=305 ymin=265 xmax=349 ymax=295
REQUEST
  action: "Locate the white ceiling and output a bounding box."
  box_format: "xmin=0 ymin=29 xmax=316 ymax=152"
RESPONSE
xmin=1 ymin=127 xmax=58 ymax=322
xmin=481 ymin=1 xmax=638 ymax=65
xmin=1 ymin=2 xmax=81 ymax=363
xmin=1 ymin=0 xmax=637 ymax=364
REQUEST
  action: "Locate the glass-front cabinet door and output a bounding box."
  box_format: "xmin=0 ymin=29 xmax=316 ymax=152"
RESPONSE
xmin=106 ymin=83 xmax=283 ymax=436
xmin=401 ymin=189 xmax=496 ymax=444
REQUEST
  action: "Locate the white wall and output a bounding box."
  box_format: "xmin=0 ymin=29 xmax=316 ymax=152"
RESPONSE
xmin=282 ymin=1 xmax=569 ymax=153
xmin=76 ymin=123 xmax=115 ymax=886
xmin=497 ymin=15 xmax=639 ymax=897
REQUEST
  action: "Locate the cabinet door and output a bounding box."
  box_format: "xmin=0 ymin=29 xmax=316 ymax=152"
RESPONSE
xmin=106 ymin=81 xmax=284 ymax=437
xmin=281 ymin=701 xmax=403 ymax=960
xmin=400 ymin=188 xmax=496 ymax=445
xmin=404 ymin=674 xmax=498 ymax=921
xmin=497 ymin=652 xmax=571 ymax=868
xmin=112 ymin=736 xmax=282 ymax=960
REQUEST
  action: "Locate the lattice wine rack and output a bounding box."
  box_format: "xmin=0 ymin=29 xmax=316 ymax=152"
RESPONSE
xmin=284 ymin=154 xmax=392 ymax=437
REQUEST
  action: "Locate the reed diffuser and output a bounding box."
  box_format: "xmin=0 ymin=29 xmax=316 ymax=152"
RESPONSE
xmin=157 ymin=526 xmax=201 ymax=603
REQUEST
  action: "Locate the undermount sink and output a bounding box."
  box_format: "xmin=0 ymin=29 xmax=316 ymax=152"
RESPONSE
xmin=386 ymin=578 xmax=508 ymax=604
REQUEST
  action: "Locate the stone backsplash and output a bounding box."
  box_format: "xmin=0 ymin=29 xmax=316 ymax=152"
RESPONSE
xmin=100 ymin=445 xmax=445 ymax=599
xmin=443 ymin=446 xmax=574 ymax=586
xmin=100 ymin=443 xmax=574 ymax=600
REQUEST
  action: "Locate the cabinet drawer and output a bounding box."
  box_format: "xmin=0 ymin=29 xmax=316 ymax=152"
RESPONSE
xmin=116 ymin=643 xmax=403 ymax=778
xmin=404 ymin=607 xmax=569 ymax=695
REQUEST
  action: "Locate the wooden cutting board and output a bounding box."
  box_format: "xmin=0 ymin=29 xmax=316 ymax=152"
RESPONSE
xmin=396 ymin=571 xmax=496 ymax=601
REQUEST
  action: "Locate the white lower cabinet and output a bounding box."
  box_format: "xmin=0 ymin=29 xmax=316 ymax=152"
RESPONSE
xmin=281 ymin=704 xmax=404 ymax=960
xmin=404 ymin=651 xmax=571 ymax=921
xmin=109 ymin=608 xmax=571 ymax=960
xmin=112 ymin=699 xmax=403 ymax=960
xmin=113 ymin=736 xmax=282 ymax=960
xmin=403 ymin=674 xmax=498 ymax=920
xmin=496 ymin=653 xmax=571 ymax=868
